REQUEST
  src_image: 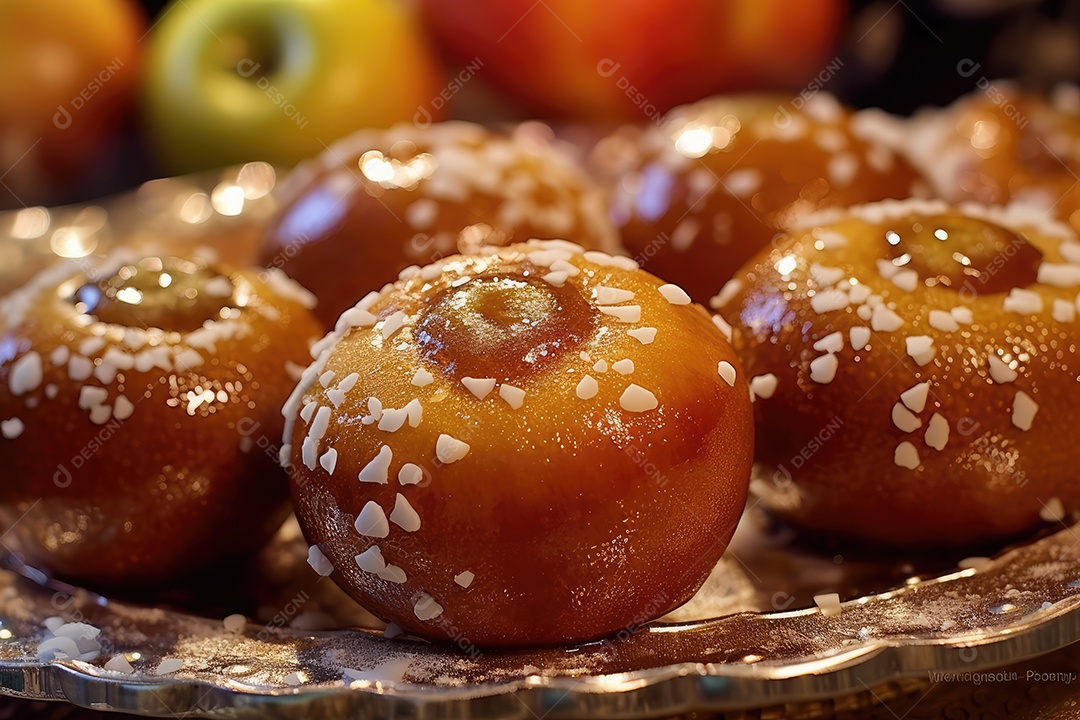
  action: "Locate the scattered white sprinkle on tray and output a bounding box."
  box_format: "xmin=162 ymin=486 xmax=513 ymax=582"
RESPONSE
xmin=959 ymin=556 xmax=991 ymax=572
xmin=104 ymin=655 xmax=134 ymax=674
xmin=223 ymin=614 xmax=246 ymax=633
xmin=154 ymin=658 xmax=183 ymax=676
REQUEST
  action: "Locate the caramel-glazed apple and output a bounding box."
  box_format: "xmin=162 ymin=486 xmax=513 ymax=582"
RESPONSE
xmin=262 ymin=121 xmax=620 ymax=327
xmin=592 ymin=93 xmax=926 ymax=303
xmin=285 ymin=240 xmax=752 ymax=646
xmin=716 ymin=198 xmax=1080 ymax=547
xmin=906 ymin=84 xmax=1080 ymax=233
xmin=0 ymin=254 xmax=321 ymax=586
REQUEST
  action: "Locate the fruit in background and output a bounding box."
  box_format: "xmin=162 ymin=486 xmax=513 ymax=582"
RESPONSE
xmin=419 ymin=0 xmax=845 ymax=123
xmin=0 ymin=0 xmax=144 ymax=206
xmin=141 ymin=0 xmax=447 ymax=175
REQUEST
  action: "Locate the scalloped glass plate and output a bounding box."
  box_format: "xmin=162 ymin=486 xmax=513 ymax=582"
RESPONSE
xmin=0 ymin=500 xmax=1078 ymax=719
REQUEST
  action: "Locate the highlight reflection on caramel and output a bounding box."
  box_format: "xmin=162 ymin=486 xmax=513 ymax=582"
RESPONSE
xmin=68 ymin=257 xmax=234 ymax=333
xmin=880 ymin=214 xmax=1043 ymax=293
xmin=414 ymin=274 xmax=595 ymax=381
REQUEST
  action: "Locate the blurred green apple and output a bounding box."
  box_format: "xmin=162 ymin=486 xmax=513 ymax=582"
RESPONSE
xmin=142 ymin=0 xmax=446 ymax=174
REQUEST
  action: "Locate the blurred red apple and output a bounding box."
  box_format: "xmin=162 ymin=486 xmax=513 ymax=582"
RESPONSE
xmin=0 ymin=0 xmax=144 ymax=207
xmin=419 ymin=0 xmax=845 ymax=123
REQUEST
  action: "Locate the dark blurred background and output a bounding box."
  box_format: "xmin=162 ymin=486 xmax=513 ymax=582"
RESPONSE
xmin=0 ymin=0 xmax=1075 ymax=209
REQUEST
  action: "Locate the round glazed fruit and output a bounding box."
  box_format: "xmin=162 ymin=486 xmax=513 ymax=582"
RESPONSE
xmin=261 ymin=121 xmax=621 ymax=328
xmin=0 ymin=254 xmax=322 ymax=585
xmin=715 ymin=198 xmax=1080 ymax=547
xmin=284 ymin=240 xmax=752 ymax=646
xmin=906 ymin=84 xmax=1080 ymax=231
xmin=592 ymin=93 xmax=926 ymax=303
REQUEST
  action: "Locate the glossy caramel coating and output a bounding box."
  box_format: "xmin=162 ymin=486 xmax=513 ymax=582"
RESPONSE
xmin=261 ymin=122 xmax=621 ymax=328
xmin=286 ymin=240 xmax=752 ymax=646
xmin=716 ymin=199 xmax=1080 ymax=547
xmin=593 ymin=93 xmax=926 ymax=303
xmin=906 ymin=85 xmax=1080 ymax=231
xmin=0 ymin=254 xmax=322 ymax=586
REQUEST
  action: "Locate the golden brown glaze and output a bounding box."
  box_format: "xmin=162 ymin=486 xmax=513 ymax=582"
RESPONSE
xmin=592 ymin=93 xmax=926 ymax=303
xmin=286 ymin=240 xmax=752 ymax=647
xmin=261 ymin=122 xmax=621 ymax=328
xmin=906 ymin=85 xmax=1080 ymax=232
xmin=0 ymin=254 xmax=322 ymax=586
xmin=716 ymin=199 xmax=1080 ymax=547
